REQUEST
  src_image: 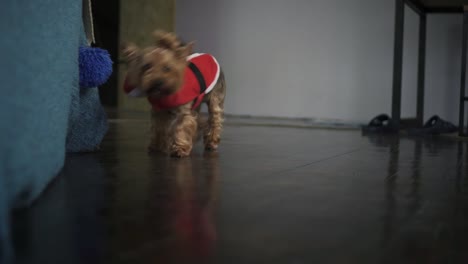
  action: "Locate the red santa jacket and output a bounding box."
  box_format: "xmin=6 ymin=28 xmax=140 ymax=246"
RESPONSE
xmin=123 ymin=53 xmax=221 ymax=111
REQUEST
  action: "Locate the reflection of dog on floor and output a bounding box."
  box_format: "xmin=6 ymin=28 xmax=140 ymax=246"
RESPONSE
xmin=172 ymin=155 xmax=219 ymax=260
xmin=122 ymin=30 xmax=226 ymax=157
xmin=145 ymin=153 xmax=220 ymax=262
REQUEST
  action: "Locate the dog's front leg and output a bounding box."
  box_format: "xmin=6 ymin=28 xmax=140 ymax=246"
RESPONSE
xmin=170 ymin=111 xmax=198 ymax=158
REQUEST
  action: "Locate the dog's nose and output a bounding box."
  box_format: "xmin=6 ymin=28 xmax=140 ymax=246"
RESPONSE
xmin=153 ymin=79 xmax=164 ymax=88
xmin=147 ymin=79 xmax=165 ymax=94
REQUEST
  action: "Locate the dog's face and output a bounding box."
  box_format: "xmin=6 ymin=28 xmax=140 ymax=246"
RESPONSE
xmin=122 ymin=31 xmax=194 ymax=97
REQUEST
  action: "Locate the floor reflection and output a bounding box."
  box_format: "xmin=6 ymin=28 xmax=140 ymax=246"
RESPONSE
xmin=11 ymin=120 xmax=468 ymax=264
xmin=365 ymin=134 xmax=468 ymax=263
xmin=108 ymin=148 xmax=220 ymax=264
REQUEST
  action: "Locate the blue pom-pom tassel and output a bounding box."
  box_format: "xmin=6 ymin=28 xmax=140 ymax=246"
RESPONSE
xmin=79 ymin=46 xmax=113 ymax=88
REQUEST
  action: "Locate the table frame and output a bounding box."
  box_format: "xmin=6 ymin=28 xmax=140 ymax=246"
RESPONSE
xmin=391 ymin=0 xmax=468 ymax=136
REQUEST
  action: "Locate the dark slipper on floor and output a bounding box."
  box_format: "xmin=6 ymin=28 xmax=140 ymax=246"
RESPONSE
xmin=408 ymin=115 xmax=457 ymax=136
xmin=361 ymin=114 xmax=398 ymax=134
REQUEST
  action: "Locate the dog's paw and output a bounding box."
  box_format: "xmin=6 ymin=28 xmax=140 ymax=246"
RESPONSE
xmin=170 ymin=151 xmax=190 ymax=158
xmin=170 ymin=146 xmax=191 ymax=158
xmin=204 ymin=143 xmax=219 ymax=152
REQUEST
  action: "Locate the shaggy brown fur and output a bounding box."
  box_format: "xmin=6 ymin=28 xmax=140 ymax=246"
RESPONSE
xmin=122 ymin=30 xmax=226 ymax=157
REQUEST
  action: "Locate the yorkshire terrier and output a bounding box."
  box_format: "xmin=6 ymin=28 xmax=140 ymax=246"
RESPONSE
xmin=122 ymin=30 xmax=226 ymax=157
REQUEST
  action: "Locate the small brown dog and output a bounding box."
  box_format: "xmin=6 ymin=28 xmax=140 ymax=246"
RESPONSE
xmin=122 ymin=30 xmax=226 ymax=157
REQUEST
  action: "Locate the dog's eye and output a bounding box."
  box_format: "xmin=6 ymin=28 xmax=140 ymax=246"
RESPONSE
xmin=162 ymin=65 xmax=171 ymax=73
xmin=142 ymin=63 xmax=152 ymax=72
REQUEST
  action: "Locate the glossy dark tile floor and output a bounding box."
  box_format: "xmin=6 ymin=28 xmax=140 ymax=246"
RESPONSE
xmin=12 ymin=116 xmax=468 ymax=264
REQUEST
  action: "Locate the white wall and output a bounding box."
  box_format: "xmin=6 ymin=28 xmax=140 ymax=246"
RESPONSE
xmin=425 ymin=15 xmax=462 ymax=124
xmin=176 ymin=0 xmax=463 ymax=124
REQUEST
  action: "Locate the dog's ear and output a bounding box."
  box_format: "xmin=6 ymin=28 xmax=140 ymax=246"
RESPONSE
xmin=121 ymin=43 xmax=141 ymax=62
xmin=153 ymin=30 xmax=181 ymax=51
xmin=175 ymin=41 xmax=195 ymax=60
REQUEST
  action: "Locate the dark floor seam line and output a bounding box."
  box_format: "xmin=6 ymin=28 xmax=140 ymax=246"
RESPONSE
xmin=290 ymin=147 xmax=364 ymax=170
xmin=269 ymin=147 xmax=365 ymax=176
xmin=225 ymin=122 xmax=359 ymax=131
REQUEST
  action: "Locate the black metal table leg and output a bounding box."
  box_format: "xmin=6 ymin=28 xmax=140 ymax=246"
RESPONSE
xmin=459 ymin=7 xmax=468 ymax=136
xmin=416 ymin=13 xmax=426 ymax=127
xmin=392 ymin=0 xmax=405 ymax=129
